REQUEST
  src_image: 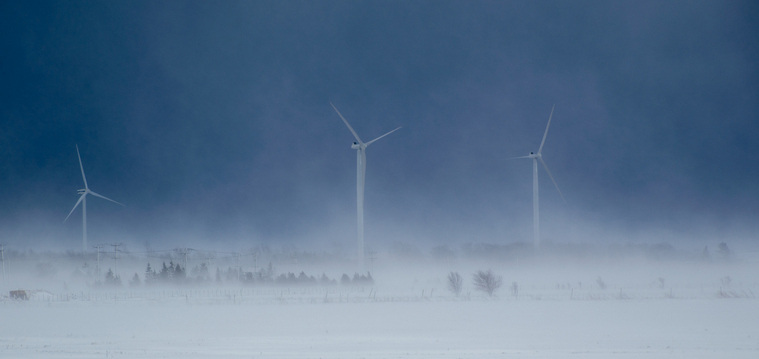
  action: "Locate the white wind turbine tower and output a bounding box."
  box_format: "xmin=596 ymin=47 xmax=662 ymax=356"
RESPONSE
xmin=512 ymin=105 xmax=565 ymax=250
xmin=331 ymin=103 xmax=401 ymax=269
xmin=65 ymin=145 xmax=124 ymax=254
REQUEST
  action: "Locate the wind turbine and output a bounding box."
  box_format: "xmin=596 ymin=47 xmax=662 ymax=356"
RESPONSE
xmin=65 ymin=145 xmax=124 ymax=254
xmin=330 ymin=103 xmax=401 ymax=268
xmin=512 ymin=105 xmax=565 ymax=250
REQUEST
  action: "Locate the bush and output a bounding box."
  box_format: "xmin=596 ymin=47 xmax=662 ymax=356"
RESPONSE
xmin=596 ymin=277 xmax=607 ymax=290
xmin=447 ymin=272 xmax=463 ymax=296
xmin=472 ymin=269 xmax=502 ymax=297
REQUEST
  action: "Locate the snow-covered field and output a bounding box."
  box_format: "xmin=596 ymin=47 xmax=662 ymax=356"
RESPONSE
xmin=2 ymin=255 xmax=758 ymax=358
xmin=2 ymin=297 xmax=757 ymax=358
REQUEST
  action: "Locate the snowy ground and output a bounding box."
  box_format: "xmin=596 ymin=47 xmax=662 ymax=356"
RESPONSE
xmin=2 ymin=257 xmax=758 ymax=358
xmin=2 ymin=296 xmax=757 ymax=358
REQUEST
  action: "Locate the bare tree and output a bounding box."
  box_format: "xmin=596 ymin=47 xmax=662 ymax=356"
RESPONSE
xmin=472 ymin=269 xmax=502 ymax=297
xmin=447 ymin=271 xmax=463 ymax=296
xmin=596 ymin=276 xmax=607 ymax=290
xmin=510 ymin=281 xmax=519 ymax=298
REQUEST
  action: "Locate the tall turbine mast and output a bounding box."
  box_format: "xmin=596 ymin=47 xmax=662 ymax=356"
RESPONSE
xmin=512 ymin=105 xmax=565 ymax=249
xmin=331 ymin=103 xmax=401 ymax=269
xmin=0 ymin=244 xmax=5 ymax=281
xmin=65 ymin=145 xmax=124 ymax=254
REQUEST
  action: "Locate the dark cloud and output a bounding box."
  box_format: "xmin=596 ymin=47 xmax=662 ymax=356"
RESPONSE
xmin=1 ymin=1 xmax=757 ymax=250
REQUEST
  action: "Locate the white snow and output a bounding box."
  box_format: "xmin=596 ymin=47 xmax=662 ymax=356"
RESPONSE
xmin=1 ymin=255 xmax=758 ymax=358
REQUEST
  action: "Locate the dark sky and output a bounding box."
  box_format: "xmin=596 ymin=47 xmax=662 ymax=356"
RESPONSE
xmin=1 ymin=1 xmax=757 ymax=252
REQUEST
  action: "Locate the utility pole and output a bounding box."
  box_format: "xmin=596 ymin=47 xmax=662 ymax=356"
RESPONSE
xmin=200 ymin=252 xmax=214 ymax=281
xmin=206 ymin=253 xmax=214 ymax=268
xmin=110 ymin=243 xmax=122 ymax=277
xmin=93 ymin=244 xmax=104 ymax=278
xmin=366 ymin=247 xmax=377 ymax=274
xmin=235 ymin=251 xmax=241 ymax=281
xmin=251 ymin=248 xmax=259 ymax=273
xmin=175 ymin=248 xmax=191 ymax=271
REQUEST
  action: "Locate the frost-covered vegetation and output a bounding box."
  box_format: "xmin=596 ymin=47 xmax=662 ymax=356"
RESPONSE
xmin=1 ymin=241 xmax=757 ymax=358
xmin=0 ymin=240 xmax=752 ymax=302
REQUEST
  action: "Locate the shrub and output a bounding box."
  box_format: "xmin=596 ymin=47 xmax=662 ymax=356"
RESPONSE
xmin=447 ymin=272 xmax=463 ymax=296
xmin=472 ymin=269 xmax=502 ymax=297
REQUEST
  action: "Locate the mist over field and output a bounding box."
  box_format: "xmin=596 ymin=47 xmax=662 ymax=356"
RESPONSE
xmin=0 ymin=238 xmax=754 ymax=295
xmin=2 ymin=243 xmax=758 ymax=358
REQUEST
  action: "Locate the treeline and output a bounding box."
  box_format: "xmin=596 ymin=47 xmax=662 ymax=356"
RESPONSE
xmin=95 ymin=261 xmax=374 ymax=288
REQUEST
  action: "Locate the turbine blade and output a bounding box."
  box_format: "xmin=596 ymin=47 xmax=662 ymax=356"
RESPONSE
xmin=539 ymin=157 xmax=566 ymax=202
xmin=64 ymin=193 xmax=86 ymax=222
xmin=507 ymin=155 xmax=533 ymax=160
xmin=330 ymin=102 xmax=364 ymax=144
xmin=76 ymin=145 xmax=89 ymax=190
xmin=537 ymin=105 xmax=555 ymax=155
xmin=87 ymin=190 xmax=125 ymax=206
xmin=365 ymin=126 xmax=401 ymax=146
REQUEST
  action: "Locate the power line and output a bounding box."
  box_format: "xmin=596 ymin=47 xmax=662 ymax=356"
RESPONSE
xmin=110 ymin=243 xmax=122 ymax=277
xmin=174 ymin=248 xmax=193 ymax=271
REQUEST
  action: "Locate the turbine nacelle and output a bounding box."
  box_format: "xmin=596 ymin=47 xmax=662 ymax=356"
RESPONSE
xmin=77 ymin=189 xmax=87 ymax=195
xmin=331 ymin=102 xmax=399 ymax=152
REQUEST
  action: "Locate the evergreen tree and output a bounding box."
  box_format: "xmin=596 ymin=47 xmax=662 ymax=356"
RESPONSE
xmin=340 ymin=273 xmax=351 ymax=285
xmin=172 ymin=262 xmax=186 ymax=282
xmin=319 ymin=273 xmax=332 ymax=285
xmin=104 ymin=268 xmax=122 ymax=287
xmin=145 ymin=263 xmax=157 ymax=285
xmin=298 ymin=271 xmax=309 ymax=283
xmin=159 ymin=262 xmax=170 ymax=281
xmin=130 ymin=273 xmax=141 ymax=287
xmin=168 ymin=261 xmax=176 ymax=279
